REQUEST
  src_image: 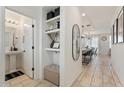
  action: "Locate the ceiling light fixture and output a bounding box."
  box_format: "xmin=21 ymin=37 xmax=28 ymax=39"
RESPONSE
xmin=82 ymin=13 xmax=86 ymax=16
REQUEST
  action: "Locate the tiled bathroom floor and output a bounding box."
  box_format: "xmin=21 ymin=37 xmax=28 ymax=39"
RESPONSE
xmin=6 ymin=75 xmax=57 ymax=87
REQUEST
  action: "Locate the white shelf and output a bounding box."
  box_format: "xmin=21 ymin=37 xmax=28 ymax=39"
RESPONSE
xmin=45 ymin=48 xmax=60 ymax=52
xmin=46 ymin=15 xmax=60 ymax=23
xmin=45 ymin=29 xmax=60 ymax=34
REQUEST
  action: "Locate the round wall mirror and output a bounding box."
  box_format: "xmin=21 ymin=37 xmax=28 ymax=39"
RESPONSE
xmin=72 ymin=24 xmax=80 ymax=61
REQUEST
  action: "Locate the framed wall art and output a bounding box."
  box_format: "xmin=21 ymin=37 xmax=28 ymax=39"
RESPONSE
xmin=112 ymin=7 xmax=124 ymax=44
xmin=117 ymin=9 xmax=123 ymax=43
xmin=53 ymin=42 xmax=60 ymax=49
xmin=112 ymin=25 xmax=114 ymax=44
xmin=113 ymin=19 xmax=117 ymax=44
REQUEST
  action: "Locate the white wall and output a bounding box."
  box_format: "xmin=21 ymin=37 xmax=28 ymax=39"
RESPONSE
xmin=60 ymin=6 xmax=82 ymax=86
xmin=5 ymin=6 xmax=41 ymax=19
xmin=0 ymin=6 xmax=5 ymax=82
xmin=111 ymin=6 xmax=124 ymax=86
xmin=111 ymin=44 xmax=124 ymax=85
xmin=99 ymin=34 xmax=110 ymax=55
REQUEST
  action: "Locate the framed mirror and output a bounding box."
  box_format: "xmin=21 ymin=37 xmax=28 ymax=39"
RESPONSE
xmin=5 ymin=31 xmax=13 ymax=48
xmin=72 ymin=24 xmax=80 ymax=61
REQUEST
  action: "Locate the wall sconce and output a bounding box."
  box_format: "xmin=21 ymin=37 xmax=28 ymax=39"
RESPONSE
xmin=5 ymin=18 xmax=18 ymax=25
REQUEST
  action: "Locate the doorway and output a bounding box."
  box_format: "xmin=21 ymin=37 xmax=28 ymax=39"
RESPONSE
xmin=4 ymin=9 xmax=35 ymax=81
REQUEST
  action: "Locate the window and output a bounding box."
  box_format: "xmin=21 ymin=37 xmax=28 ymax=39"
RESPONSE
xmin=91 ymin=36 xmax=98 ymax=48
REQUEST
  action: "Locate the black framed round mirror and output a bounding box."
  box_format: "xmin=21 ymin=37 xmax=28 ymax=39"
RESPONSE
xmin=72 ymin=24 xmax=80 ymax=61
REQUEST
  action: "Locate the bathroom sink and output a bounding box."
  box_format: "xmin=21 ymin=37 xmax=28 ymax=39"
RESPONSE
xmin=5 ymin=50 xmax=24 ymax=73
xmin=5 ymin=50 xmax=24 ymax=55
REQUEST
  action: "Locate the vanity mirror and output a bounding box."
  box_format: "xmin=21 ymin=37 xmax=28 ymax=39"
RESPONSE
xmin=5 ymin=28 xmax=18 ymax=51
xmin=5 ymin=31 xmax=12 ymax=48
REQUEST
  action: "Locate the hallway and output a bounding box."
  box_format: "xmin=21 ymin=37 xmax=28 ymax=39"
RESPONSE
xmin=0 ymin=6 xmax=123 ymax=87
xmin=72 ymin=55 xmax=122 ymax=87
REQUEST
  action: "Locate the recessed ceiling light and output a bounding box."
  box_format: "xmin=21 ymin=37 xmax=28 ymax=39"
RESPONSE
xmin=82 ymin=13 xmax=86 ymax=16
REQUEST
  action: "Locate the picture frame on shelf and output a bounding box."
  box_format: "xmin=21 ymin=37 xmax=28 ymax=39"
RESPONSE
xmin=53 ymin=42 xmax=60 ymax=49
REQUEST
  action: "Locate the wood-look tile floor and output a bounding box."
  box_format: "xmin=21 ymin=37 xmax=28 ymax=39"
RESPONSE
xmin=4 ymin=55 xmax=122 ymax=87
xmin=72 ymin=55 xmax=122 ymax=87
xmin=6 ymin=75 xmax=57 ymax=87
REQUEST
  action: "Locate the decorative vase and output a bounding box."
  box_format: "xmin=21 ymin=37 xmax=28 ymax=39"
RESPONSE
xmin=50 ymin=40 xmax=55 ymax=48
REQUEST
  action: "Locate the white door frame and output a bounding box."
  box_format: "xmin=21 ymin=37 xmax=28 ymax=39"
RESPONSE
xmin=0 ymin=6 xmax=5 ymax=82
xmin=23 ymin=19 xmax=35 ymax=79
xmin=4 ymin=7 xmax=36 ymax=80
xmin=0 ymin=6 xmax=41 ymax=82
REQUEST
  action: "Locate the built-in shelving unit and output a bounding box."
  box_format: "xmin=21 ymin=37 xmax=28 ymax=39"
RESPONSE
xmin=45 ymin=48 xmax=60 ymax=52
xmin=45 ymin=29 xmax=60 ymax=34
xmin=42 ymin=6 xmax=61 ymax=86
xmin=45 ymin=15 xmax=60 ymax=23
xmin=44 ymin=7 xmax=60 ymax=52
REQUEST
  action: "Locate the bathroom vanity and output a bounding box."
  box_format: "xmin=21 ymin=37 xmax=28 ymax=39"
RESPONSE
xmin=5 ymin=9 xmax=34 ymax=78
xmin=5 ymin=50 xmax=24 ymax=74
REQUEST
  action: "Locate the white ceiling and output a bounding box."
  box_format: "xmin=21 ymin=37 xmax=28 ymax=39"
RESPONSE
xmin=5 ymin=9 xmax=22 ymax=22
xmin=80 ymin=6 xmax=118 ymax=34
xmin=6 ymin=6 xmax=42 ymax=19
